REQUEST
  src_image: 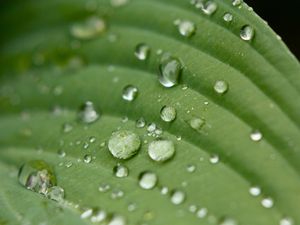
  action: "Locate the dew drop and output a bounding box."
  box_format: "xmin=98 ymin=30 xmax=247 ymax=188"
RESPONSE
xmin=122 ymin=85 xmax=138 ymax=102
xmin=158 ymin=55 xmax=182 ymax=88
xmin=89 ymin=136 xmax=96 ymax=143
xmin=78 ymin=101 xmax=99 ymax=124
xmin=46 ymin=186 xmax=65 ymax=202
xmin=186 ymin=164 xmax=196 ymax=173
xmin=136 ymin=117 xmax=146 ymax=128
xmin=99 ymin=183 xmax=111 ymax=192
xmin=108 ymin=130 xmax=141 ymax=159
xmin=250 ymin=130 xmax=262 ymax=142
xmin=62 ymin=122 xmax=73 ymax=133
xmin=108 ymin=215 xmax=126 ymax=225
xmin=161 ymin=186 xmax=169 ymax=195
xmin=160 ymin=105 xmax=177 ymax=122
xmin=190 ymin=117 xmax=205 ymax=130
xmin=135 ymin=43 xmax=150 ymax=61
xmin=214 ymin=80 xmax=229 ymax=94
xmin=201 ymin=1 xmax=218 ymax=15
xmin=249 ymin=186 xmax=261 ymax=196
xmin=18 ymin=160 xmax=56 ymax=195
xmin=111 ymin=189 xmax=124 ymax=199
xmin=232 ymin=0 xmax=242 ymax=7
xmin=209 ymin=154 xmax=219 ymax=164
xmin=240 ymin=25 xmax=254 ymax=41
xmin=110 ymin=0 xmax=128 ymax=7
xmin=189 ymin=204 xmax=198 ymax=213
xmin=174 ymin=19 xmax=196 ymax=37
xmin=148 ymin=140 xmax=175 ymax=162
xmin=113 ymin=164 xmax=129 ymax=178
xmin=170 ymin=190 xmax=185 ymax=205
xmin=71 ymin=17 xmax=106 ymax=40
xmin=81 ymin=208 xmax=93 ymax=219
xmin=127 ymin=202 xmax=137 ymax=212
xmin=139 ymin=171 xmax=158 ymax=190
xmin=280 ymin=217 xmax=294 ymax=225
xmin=219 ymin=217 xmax=238 ymax=225
xmin=223 ymin=13 xmax=233 ymax=22
xmin=83 ymin=154 xmax=92 ymax=163
xmin=91 ymin=209 xmax=107 ymax=223
xmin=57 ymin=149 xmax=66 ymax=158
xmin=196 ymin=207 xmax=208 ymax=218
xmin=261 ymin=197 xmax=274 ymax=208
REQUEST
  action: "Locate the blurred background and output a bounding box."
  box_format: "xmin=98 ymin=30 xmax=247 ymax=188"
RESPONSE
xmin=247 ymin=0 xmax=300 ymax=60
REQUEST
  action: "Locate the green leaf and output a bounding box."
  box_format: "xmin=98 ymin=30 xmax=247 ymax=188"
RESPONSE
xmin=0 ymin=0 xmax=300 ymax=224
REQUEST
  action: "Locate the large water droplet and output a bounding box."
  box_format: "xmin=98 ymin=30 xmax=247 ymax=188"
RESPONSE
xmin=160 ymin=105 xmax=176 ymax=122
xmin=214 ymin=80 xmax=229 ymax=94
xmin=71 ymin=17 xmax=106 ymax=40
xmin=170 ymin=189 xmax=185 ymax=205
xmin=209 ymin=154 xmax=219 ymax=164
xmin=113 ymin=164 xmax=129 ymax=178
xmin=108 ymin=130 xmax=141 ymax=159
xmin=232 ymin=0 xmax=242 ymax=7
xmin=201 ymin=1 xmax=218 ymax=15
xmin=108 ymin=215 xmax=126 ymax=225
xmin=46 ymin=186 xmax=65 ymax=202
xmin=261 ymin=197 xmax=274 ymax=208
xmin=219 ymin=217 xmax=238 ymax=225
xmin=134 ymin=43 xmax=150 ymax=61
xmin=249 ymin=186 xmax=261 ymax=196
xmin=280 ymin=217 xmax=294 ymax=225
xmin=158 ymin=55 xmax=182 ymax=88
xmin=122 ymin=85 xmax=138 ymax=102
xmin=78 ymin=101 xmax=99 ymax=124
xmin=18 ymin=160 xmax=56 ymax=195
xmin=148 ymin=140 xmax=175 ymax=162
xmin=240 ymin=25 xmax=254 ymax=41
xmin=250 ymin=130 xmax=262 ymax=142
xmin=223 ymin=13 xmax=233 ymax=22
xmin=174 ymin=19 xmax=196 ymax=37
xmin=139 ymin=171 xmax=158 ymax=190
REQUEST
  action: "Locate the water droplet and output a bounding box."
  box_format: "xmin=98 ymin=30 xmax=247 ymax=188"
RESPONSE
xmin=170 ymin=190 xmax=185 ymax=205
xmin=186 ymin=164 xmax=196 ymax=173
xmin=148 ymin=140 xmax=175 ymax=162
xmin=158 ymin=55 xmax=182 ymax=88
xmin=81 ymin=208 xmax=93 ymax=219
xmin=139 ymin=171 xmax=158 ymax=190
xmin=113 ymin=164 xmax=129 ymax=178
xmin=240 ymin=25 xmax=254 ymax=41
xmin=196 ymin=208 xmax=208 ymax=218
xmin=62 ymin=122 xmax=73 ymax=133
xmin=160 ymin=105 xmax=177 ymax=122
xmin=122 ymin=85 xmax=138 ymax=102
xmin=127 ymin=202 xmax=137 ymax=212
xmin=65 ymin=161 xmax=73 ymax=168
xmin=78 ymin=101 xmax=99 ymax=124
xmin=219 ymin=217 xmax=238 ymax=225
xmin=190 ymin=117 xmax=205 ymax=130
xmin=261 ymin=197 xmax=274 ymax=208
xmin=136 ymin=117 xmax=146 ymax=128
xmin=209 ymin=154 xmax=219 ymax=164
xmin=232 ymin=0 xmax=242 ymax=7
xmin=18 ymin=160 xmax=56 ymax=195
xmin=99 ymin=183 xmax=111 ymax=192
xmin=46 ymin=186 xmax=65 ymax=202
xmin=161 ymin=186 xmax=169 ymax=195
xmin=280 ymin=217 xmax=294 ymax=225
xmin=214 ymin=80 xmax=229 ymax=94
xmin=71 ymin=17 xmax=106 ymax=40
xmin=174 ymin=19 xmax=196 ymax=37
xmin=110 ymin=0 xmax=128 ymax=7
xmin=89 ymin=136 xmax=96 ymax=143
xmin=108 ymin=130 xmax=141 ymax=159
xmin=111 ymin=189 xmax=124 ymax=199
xmin=57 ymin=149 xmax=66 ymax=158
xmin=250 ymin=130 xmax=262 ymax=142
xmin=91 ymin=209 xmax=107 ymax=223
xmin=84 ymin=154 xmax=92 ymax=163
xmin=249 ymin=186 xmax=261 ymax=196
xmin=189 ymin=204 xmax=198 ymax=213
xmin=108 ymin=215 xmax=126 ymax=225
xmin=223 ymin=13 xmax=233 ymax=22
xmin=135 ymin=43 xmax=150 ymax=61
xmin=147 ymin=123 xmax=157 ymax=133
xmin=201 ymin=1 xmax=218 ymax=15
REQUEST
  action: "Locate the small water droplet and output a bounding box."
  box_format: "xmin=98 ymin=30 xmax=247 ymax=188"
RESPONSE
xmin=139 ymin=171 xmax=158 ymax=190
xmin=57 ymin=149 xmax=66 ymax=158
xmin=240 ymin=25 xmax=254 ymax=41
xmin=108 ymin=130 xmax=141 ymax=159
xmin=136 ymin=117 xmax=146 ymax=128
xmin=81 ymin=208 xmax=93 ymax=219
xmin=174 ymin=19 xmax=196 ymax=37
xmin=189 ymin=204 xmax=198 ymax=213
xmin=110 ymin=0 xmax=129 ymax=7
xmin=158 ymin=55 xmax=182 ymax=88
xmin=62 ymin=123 xmax=73 ymax=133
xmin=99 ymin=183 xmax=111 ymax=192
xmin=161 ymin=186 xmax=169 ymax=195
xmin=261 ymin=197 xmax=274 ymax=208
xmin=219 ymin=217 xmax=238 ymax=225
xmin=250 ymin=130 xmax=262 ymax=142
xmin=223 ymin=13 xmax=233 ymax=22
xmin=127 ymin=202 xmax=137 ymax=212
xmin=111 ymin=189 xmax=124 ymax=199
xmin=91 ymin=209 xmax=107 ymax=223
xmin=189 ymin=117 xmax=205 ymax=130
xmin=201 ymin=1 xmax=218 ymax=15
xmin=113 ymin=164 xmax=129 ymax=178
xmin=232 ymin=0 xmax=242 ymax=7
xmin=65 ymin=161 xmax=73 ymax=168
xmin=196 ymin=207 xmax=208 ymax=218
xmin=78 ymin=101 xmax=99 ymax=124
xmin=209 ymin=154 xmax=219 ymax=164
xmin=280 ymin=217 xmax=294 ymax=225
xmin=18 ymin=160 xmax=56 ymax=195
xmin=122 ymin=85 xmax=138 ymax=102
xmin=46 ymin=186 xmax=65 ymax=202
xmin=160 ymin=105 xmax=177 ymax=122
xmin=89 ymin=136 xmax=96 ymax=143
xmin=148 ymin=140 xmax=175 ymax=162
xmin=249 ymin=186 xmax=261 ymax=196
xmin=71 ymin=17 xmax=106 ymax=40
xmin=170 ymin=190 xmax=185 ymax=205
xmin=135 ymin=43 xmax=150 ymax=61
xmin=84 ymin=154 xmax=92 ymax=163
xmin=214 ymin=80 xmax=229 ymax=94
xmin=186 ymin=164 xmax=196 ymax=173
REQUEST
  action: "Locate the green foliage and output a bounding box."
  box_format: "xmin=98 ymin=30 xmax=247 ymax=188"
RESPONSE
xmin=0 ymin=0 xmax=300 ymax=224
